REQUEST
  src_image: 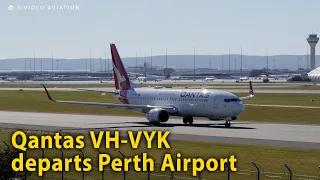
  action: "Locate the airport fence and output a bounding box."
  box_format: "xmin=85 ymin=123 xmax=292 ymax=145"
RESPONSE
xmin=1 ymin=141 xmax=320 ymax=180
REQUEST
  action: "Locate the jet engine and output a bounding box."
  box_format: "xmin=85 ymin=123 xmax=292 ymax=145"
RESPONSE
xmin=146 ymin=108 xmax=169 ymax=123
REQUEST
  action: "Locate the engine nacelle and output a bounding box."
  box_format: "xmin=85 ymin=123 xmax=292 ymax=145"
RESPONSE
xmin=146 ymin=108 xmax=169 ymax=123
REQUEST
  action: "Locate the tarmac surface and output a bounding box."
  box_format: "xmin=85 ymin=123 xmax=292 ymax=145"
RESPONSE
xmin=0 ymin=111 xmax=319 ymax=149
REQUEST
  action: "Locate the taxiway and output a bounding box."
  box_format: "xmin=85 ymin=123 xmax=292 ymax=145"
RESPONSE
xmin=0 ymin=111 xmax=319 ymax=149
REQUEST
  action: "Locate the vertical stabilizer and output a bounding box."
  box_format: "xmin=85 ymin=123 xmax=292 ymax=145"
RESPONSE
xmin=110 ymin=44 xmax=138 ymax=90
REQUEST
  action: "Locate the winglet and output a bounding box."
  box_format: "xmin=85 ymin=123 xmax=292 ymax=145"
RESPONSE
xmin=239 ymin=81 xmax=254 ymax=101
xmin=42 ymin=85 xmax=54 ymax=101
xmin=249 ymin=81 xmax=254 ymax=95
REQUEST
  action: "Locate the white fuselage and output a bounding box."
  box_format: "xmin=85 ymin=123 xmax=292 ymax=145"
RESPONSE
xmin=116 ymin=88 xmax=245 ymax=120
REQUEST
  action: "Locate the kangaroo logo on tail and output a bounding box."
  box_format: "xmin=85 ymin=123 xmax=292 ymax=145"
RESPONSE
xmin=110 ymin=43 xmax=137 ymax=90
xmin=113 ymin=63 xmax=127 ymax=89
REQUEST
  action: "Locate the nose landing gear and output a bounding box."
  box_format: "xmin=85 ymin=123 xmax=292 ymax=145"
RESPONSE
xmin=183 ymin=117 xmax=193 ymax=125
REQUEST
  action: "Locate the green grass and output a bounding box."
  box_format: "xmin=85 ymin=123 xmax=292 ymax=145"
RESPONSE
xmin=0 ymin=91 xmax=319 ymax=124
xmin=237 ymin=93 xmax=320 ymax=106
xmin=0 ymin=128 xmax=319 ymax=180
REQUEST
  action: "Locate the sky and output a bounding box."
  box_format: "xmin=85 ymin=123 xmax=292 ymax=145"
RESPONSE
xmin=1 ymin=0 xmax=320 ymax=59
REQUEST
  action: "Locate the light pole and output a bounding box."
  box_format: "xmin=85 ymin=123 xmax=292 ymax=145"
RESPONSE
xmin=165 ymin=48 xmax=168 ymax=69
xmin=24 ymin=58 xmax=26 ymax=81
xmin=150 ymin=48 xmax=153 ymax=69
xmin=300 ymin=57 xmax=302 ymax=69
xmin=193 ymin=46 xmax=196 ymax=81
xmin=273 ymin=60 xmax=276 ymax=70
xmin=92 ymin=56 xmax=95 ymax=72
xmin=40 ymin=58 xmax=42 ymax=74
xmin=221 ymin=53 xmax=224 ymax=72
xmin=89 ymin=48 xmax=92 ymax=72
xmin=105 ymin=48 xmax=107 ymax=79
xmin=228 ymin=49 xmax=231 ymax=76
xmin=33 ymin=52 xmax=36 ymax=79
xmin=52 ymin=53 xmax=54 ymax=78
xmin=56 ymin=59 xmax=60 ymax=71
xmin=29 ymin=59 xmax=32 ymax=72
xmin=108 ymin=51 xmax=110 ymax=75
xmin=144 ymin=53 xmax=147 ymax=77
xmin=135 ymin=53 xmax=138 ymax=74
xmin=240 ymin=45 xmax=243 ymax=77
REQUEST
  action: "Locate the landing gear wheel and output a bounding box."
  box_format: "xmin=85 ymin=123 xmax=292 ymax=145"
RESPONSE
xmin=183 ymin=117 xmax=188 ymax=124
xmin=188 ymin=117 xmax=194 ymax=125
xmin=183 ymin=117 xmax=194 ymax=125
xmin=225 ymin=121 xmax=231 ymax=128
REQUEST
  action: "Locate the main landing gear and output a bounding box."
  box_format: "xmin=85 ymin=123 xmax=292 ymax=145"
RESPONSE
xmin=183 ymin=117 xmax=193 ymax=125
xmin=225 ymin=121 xmax=231 ymax=128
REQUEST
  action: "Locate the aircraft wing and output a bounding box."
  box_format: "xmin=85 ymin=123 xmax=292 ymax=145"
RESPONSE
xmin=239 ymin=81 xmax=255 ymax=101
xmin=43 ymin=85 xmax=178 ymax=113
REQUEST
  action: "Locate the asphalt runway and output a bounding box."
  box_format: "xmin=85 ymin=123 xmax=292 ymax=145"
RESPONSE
xmin=0 ymin=111 xmax=319 ymax=149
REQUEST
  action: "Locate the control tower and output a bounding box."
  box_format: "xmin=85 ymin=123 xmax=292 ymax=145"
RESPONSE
xmin=307 ymin=34 xmax=319 ymax=70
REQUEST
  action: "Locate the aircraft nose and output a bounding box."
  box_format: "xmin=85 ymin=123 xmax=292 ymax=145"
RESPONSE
xmin=237 ymin=102 xmax=245 ymax=114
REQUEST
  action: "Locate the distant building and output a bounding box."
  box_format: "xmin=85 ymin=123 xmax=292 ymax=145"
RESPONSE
xmin=307 ymin=34 xmax=319 ymax=70
xmin=308 ymin=66 xmax=320 ymax=82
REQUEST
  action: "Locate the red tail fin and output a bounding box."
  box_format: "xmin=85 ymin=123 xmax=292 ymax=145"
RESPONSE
xmin=110 ymin=44 xmax=137 ymax=90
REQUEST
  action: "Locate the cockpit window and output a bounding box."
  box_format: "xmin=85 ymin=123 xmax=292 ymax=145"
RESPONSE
xmin=224 ymin=98 xmax=240 ymax=102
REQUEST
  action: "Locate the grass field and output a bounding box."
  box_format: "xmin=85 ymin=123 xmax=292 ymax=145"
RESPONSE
xmin=0 ymin=91 xmax=319 ymax=124
xmin=0 ymin=128 xmax=319 ymax=180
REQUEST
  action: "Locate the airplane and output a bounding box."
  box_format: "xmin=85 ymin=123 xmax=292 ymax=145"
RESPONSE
xmin=136 ymin=76 xmax=164 ymax=82
xmin=239 ymin=76 xmax=249 ymax=81
xmin=268 ymin=74 xmax=290 ymax=80
xmin=169 ymin=76 xmax=180 ymax=81
xmin=42 ymin=43 xmax=255 ymax=128
xmin=204 ymin=77 xmax=216 ymax=82
xmin=7 ymin=77 xmax=17 ymax=82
